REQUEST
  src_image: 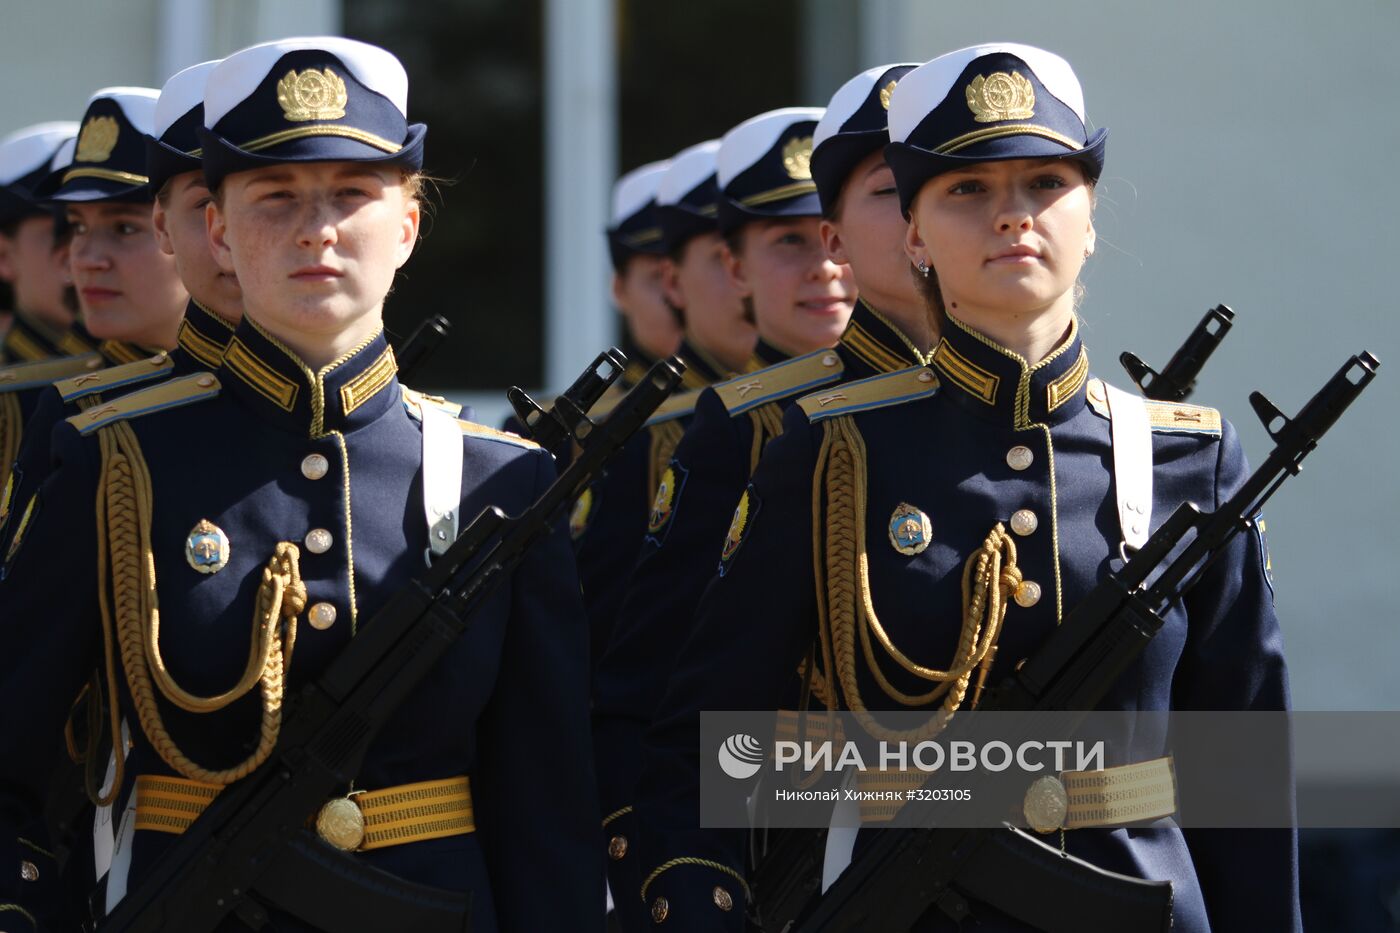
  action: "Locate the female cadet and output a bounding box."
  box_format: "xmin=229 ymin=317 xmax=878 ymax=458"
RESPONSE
xmin=594 ymin=86 xmax=927 ymax=925
xmin=607 ymin=160 xmax=683 ymax=370
xmin=0 ymin=36 xmax=601 ymax=933
xmin=634 ymin=44 xmax=1296 ymax=931
xmin=0 ymin=88 xmax=190 ymax=476
xmin=0 ymin=122 xmax=80 ymax=364
xmin=0 ymin=62 xmax=245 ymax=562
xmin=570 ymin=139 xmax=749 ymax=671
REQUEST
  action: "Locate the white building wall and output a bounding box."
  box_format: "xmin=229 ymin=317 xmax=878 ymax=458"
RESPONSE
xmin=860 ymin=0 xmax=1400 ymax=708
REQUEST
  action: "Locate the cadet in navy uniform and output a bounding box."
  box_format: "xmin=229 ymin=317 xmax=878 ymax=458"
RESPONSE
xmin=606 ymin=159 xmax=683 ymax=375
xmin=0 ymin=122 xmax=81 ymax=367
xmin=0 ymin=87 xmax=191 ymax=490
xmin=634 ymin=44 xmax=1297 ymax=931
xmin=0 ymin=64 xmax=245 ymax=563
xmin=571 ymin=140 xmax=749 ymax=669
xmin=0 ymin=36 xmax=601 ymax=933
xmin=594 ymin=103 xmax=892 ymax=926
xmin=501 ymin=160 xmax=675 ymax=458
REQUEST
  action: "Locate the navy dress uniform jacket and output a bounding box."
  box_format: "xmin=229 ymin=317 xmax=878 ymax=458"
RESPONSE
xmin=0 ymin=301 xmax=236 ymax=564
xmin=572 ymin=340 xmax=730 ymax=669
xmin=592 ymin=302 xmax=928 ymax=925
xmin=634 ymin=313 xmax=1298 ymax=932
xmin=0 ymin=320 xmax=604 ymax=933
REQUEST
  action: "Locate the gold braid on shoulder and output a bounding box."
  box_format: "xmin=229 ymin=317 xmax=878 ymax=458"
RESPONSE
xmin=91 ymin=417 xmax=306 ymax=798
xmin=0 ymin=393 xmax=21 ymax=481
xmin=746 ymin=402 xmax=786 ymax=476
xmin=812 ymin=414 xmax=1021 ymax=743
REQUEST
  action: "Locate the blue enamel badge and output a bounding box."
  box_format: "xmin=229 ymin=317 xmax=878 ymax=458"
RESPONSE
xmin=888 ymin=502 xmax=932 ymax=555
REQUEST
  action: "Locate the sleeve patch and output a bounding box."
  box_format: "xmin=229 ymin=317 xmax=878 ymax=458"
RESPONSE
xmin=717 ymin=485 xmax=759 ymax=576
xmin=569 ymin=486 xmax=596 ymax=540
xmin=3 ymin=491 xmax=38 ymax=569
xmin=644 ymin=459 xmax=688 ymax=546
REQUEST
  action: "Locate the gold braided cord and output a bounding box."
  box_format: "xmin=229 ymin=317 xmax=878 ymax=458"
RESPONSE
xmin=646 ymin=420 xmax=685 ymax=504
xmin=640 ymin=857 xmax=751 ymax=903
xmin=746 ymin=402 xmax=786 ymax=475
xmin=814 ymin=415 xmax=1021 ymax=742
xmin=95 ymin=418 xmax=306 ymax=787
xmin=0 ymin=392 xmax=20 ymax=480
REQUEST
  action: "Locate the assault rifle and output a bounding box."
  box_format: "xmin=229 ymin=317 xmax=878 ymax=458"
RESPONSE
xmin=1122 ymin=305 xmax=1235 ymax=403
xmin=98 ymin=354 xmax=687 ymax=933
xmin=394 ymin=313 xmax=453 ymax=383
xmin=787 ymin=350 xmax=1378 ymax=933
xmin=507 ymin=348 xmax=629 ymax=459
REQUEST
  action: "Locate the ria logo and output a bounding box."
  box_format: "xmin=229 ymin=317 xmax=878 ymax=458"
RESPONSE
xmin=717 ymin=734 xmax=765 ymax=780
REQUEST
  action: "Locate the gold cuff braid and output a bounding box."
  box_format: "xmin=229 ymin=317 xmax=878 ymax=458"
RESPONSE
xmin=640 ymin=857 xmax=751 ymax=904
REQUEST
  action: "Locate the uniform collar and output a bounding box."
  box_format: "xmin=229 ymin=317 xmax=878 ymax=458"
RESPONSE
xmin=837 ymin=299 xmax=930 ymax=379
xmin=99 ymin=339 xmax=164 ymax=366
xmin=175 ymin=299 xmax=238 ymax=370
xmin=676 ymin=338 xmax=732 ymax=388
xmin=3 ymin=311 xmax=68 ymax=361
xmin=220 ymin=318 xmax=400 ymax=437
xmin=60 ymin=319 xmax=101 ymax=356
xmin=931 ymin=312 xmax=1089 ymax=428
xmin=745 ymin=338 xmax=790 ymax=372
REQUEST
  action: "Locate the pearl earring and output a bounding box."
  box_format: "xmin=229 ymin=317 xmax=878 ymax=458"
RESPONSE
xmin=916 ymin=260 xmax=929 ymax=277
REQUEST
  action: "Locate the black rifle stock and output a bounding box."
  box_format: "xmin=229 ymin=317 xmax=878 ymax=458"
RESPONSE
xmin=791 ymin=351 xmax=1378 ymax=933
xmin=394 ymin=314 xmax=453 ymax=383
xmin=507 ymin=348 xmax=629 ymax=459
xmin=1121 ymin=305 xmax=1235 ymax=403
xmin=99 ymin=356 xmax=687 ymax=933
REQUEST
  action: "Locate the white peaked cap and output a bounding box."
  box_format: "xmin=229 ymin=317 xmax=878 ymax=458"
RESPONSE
xmin=813 ymin=63 xmax=920 ymax=149
xmin=888 ymin=43 xmax=1085 ymax=145
xmin=204 ymin=36 xmax=409 ymax=127
xmin=610 ymin=160 xmax=670 ymax=226
xmin=155 ymin=60 xmax=221 ymax=137
xmin=656 ymin=140 xmax=720 ymax=208
xmin=717 ymin=107 xmax=824 ymax=189
xmin=0 ymin=122 xmax=80 ymax=185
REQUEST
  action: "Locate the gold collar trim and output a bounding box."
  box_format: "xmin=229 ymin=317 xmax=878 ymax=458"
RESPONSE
xmin=177 ymin=319 xmax=229 ymax=369
xmin=932 ymin=339 xmax=999 ymax=405
xmin=1046 ymin=347 xmax=1089 ymax=412
xmin=339 ymin=346 xmax=397 ymax=415
xmin=225 ymin=338 xmax=298 ymax=412
xmin=100 ymin=340 xmax=146 ymax=365
xmin=4 ymin=328 xmax=50 ymax=362
xmin=843 ymin=321 xmax=913 ymax=374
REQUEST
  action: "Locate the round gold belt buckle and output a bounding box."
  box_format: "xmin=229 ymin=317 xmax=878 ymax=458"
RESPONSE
xmin=1023 ymin=775 xmax=1068 ymax=834
xmin=316 ymin=796 xmax=366 ymax=851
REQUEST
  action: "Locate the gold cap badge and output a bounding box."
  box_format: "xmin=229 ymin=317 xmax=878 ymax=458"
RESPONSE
xmin=965 ymin=72 xmax=1036 ymax=124
xmin=75 ymin=116 xmax=120 ymax=163
xmin=888 ymin=502 xmax=932 ymax=555
xmin=277 ymin=67 xmax=349 ymax=122
xmin=879 ymin=80 xmax=898 ymax=111
xmin=782 ymin=136 xmax=814 ymax=181
xmin=185 ymin=519 xmax=230 ymax=574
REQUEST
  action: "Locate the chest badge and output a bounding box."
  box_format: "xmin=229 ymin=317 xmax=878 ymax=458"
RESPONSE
xmin=888 ymin=503 xmax=932 ymax=556
xmin=186 ymin=519 xmax=230 ymax=574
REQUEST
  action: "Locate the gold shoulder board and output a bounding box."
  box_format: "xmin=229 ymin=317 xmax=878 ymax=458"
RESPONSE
xmin=0 ymin=353 xmax=105 ymax=394
xmin=459 ymin=420 xmax=540 ymax=450
xmin=401 ymin=385 xmax=464 ymax=420
xmin=798 ymin=366 xmax=938 ymax=422
xmin=644 ymin=387 xmax=705 ymax=426
xmin=55 ymin=353 xmax=175 ymax=403
xmin=66 ymin=373 xmax=221 ymax=436
xmin=1085 ymin=379 xmax=1222 ymax=437
xmin=714 ymin=349 xmax=845 ymax=416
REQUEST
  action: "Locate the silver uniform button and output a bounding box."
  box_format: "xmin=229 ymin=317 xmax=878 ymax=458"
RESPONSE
xmin=1010 ymin=509 xmax=1039 ymax=536
xmin=309 ymin=602 xmax=338 ymax=630
xmin=20 ymin=859 xmax=38 ymax=882
xmin=1014 ymin=580 xmax=1042 ymax=608
xmin=1006 ymin=446 xmax=1034 ymax=471
xmin=305 ymin=528 xmax=333 ymax=554
xmin=301 ymin=454 xmax=330 ymax=480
